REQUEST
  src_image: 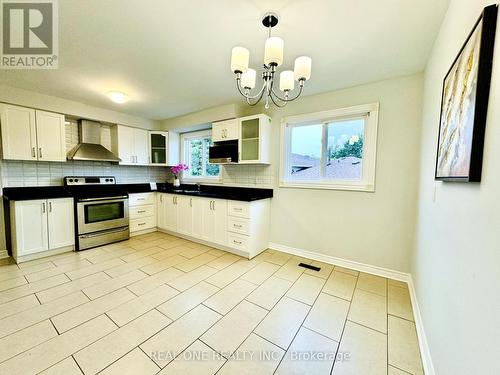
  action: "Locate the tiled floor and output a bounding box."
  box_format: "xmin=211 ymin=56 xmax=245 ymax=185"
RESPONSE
xmin=0 ymin=232 xmax=424 ymax=375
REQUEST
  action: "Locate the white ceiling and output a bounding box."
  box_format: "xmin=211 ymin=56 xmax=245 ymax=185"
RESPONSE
xmin=0 ymin=0 xmax=449 ymax=120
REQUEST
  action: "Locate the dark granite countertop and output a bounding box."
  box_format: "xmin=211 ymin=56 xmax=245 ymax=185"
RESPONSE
xmin=2 ymin=183 xmax=273 ymax=202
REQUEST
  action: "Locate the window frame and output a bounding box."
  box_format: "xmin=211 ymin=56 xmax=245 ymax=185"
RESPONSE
xmin=280 ymin=103 xmax=379 ymax=192
xmin=180 ymin=129 xmax=221 ymax=183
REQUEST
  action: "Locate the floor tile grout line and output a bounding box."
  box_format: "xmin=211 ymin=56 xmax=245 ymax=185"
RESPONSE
xmin=328 ymin=269 xmax=359 ymax=375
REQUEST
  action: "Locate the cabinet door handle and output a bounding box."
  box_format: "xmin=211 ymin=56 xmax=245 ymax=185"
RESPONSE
xmin=32 ymin=147 xmax=36 ymax=158
xmin=38 ymin=148 xmax=42 ymax=159
xmin=190 ymin=198 xmax=192 ymax=207
xmin=49 ymin=202 xmax=52 ymax=212
xmin=233 ymin=240 xmax=242 ymax=245
xmin=160 ymin=195 xmax=163 ymax=203
xmin=212 ymin=201 xmax=215 ymax=210
xmin=137 ymin=210 xmax=146 ymax=213
xmin=138 ymin=222 xmax=146 ymax=226
xmin=42 ymin=202 xmax=46 ymax=213
xmin=233 ymin=207 xmax=243 ymax=212
xmin=233 ymin=224 xmax=242 ymax=228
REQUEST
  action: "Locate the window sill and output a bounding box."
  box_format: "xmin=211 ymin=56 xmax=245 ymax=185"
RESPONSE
xmin=279 ymin=181 xmax=375 ymax=192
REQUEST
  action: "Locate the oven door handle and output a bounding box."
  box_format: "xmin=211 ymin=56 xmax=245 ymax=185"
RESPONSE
xmin=78 ymin=195 xmax=128 ymax=202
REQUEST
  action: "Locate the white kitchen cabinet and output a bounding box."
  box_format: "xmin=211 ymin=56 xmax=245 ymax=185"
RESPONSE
xmin=149 ymin=131 xmax=180 ymax=166
xmin=238 ymin=114 xmax=271 ymax=164
xmin=112 ymin=125 xmax=149 ymax=165
xmin=212 ymin=118 xmax=239 ymax=142
xmin=10 ymin=198 xmax=75 ymax=262
xmin=47 ymin=198 xmax=75 ymax=249
xmin=163 ymin=193 xmax=178 ymax=232
xmin=201 ymin=198 xmax=227 ymax=245
xmin=11 ymin=200 xmax=48 ymax=257
xmin=134 ymin=128 xmax=149 ymax=165
xmin=129 ymin=192 xmax=156 ymax=235
xmin=0 ymin=104 xmax=66 ymax=162
xmin=0 ymin=104 xmax=37 ymax=161
xmin=156 ymin=191 xmax=270 ymax=259
xmin=177 ymin=196 xmax=193 ymax=236
xmin=35 ymin=110 xmax=66 ymax=162
xmin=157 ymin=193 xmax=168 ymax=231
xmin=191 ymin=197 xmax=203 ymax=238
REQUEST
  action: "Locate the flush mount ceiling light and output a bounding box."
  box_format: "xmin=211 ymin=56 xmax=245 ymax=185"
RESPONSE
xmin=231 ymin=12 xmax=312 ymax=109
xmin=107 ymin=91 xmax=129 ymax=104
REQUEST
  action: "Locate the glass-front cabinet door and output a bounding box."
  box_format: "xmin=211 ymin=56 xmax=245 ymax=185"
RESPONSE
xmin=149 ymin=131 xmax=168 ymax=165
xmin=238 ymin=114 xmax=271 ymax=164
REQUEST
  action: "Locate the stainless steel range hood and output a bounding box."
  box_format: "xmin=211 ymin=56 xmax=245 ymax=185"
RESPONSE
xmin=67 ymin=120 xmax=121 ymax=162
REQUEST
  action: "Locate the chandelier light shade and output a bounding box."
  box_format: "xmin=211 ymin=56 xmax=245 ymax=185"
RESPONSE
xmin=230 ymin=47 xmax=250 ymax=73
xmin=230 ymin=12 xmax=312 ymax=108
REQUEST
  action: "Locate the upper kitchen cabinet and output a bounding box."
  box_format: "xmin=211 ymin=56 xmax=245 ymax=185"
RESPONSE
xmin=149 ymin=131 xmax=179 ymax=166
xmin=212 ymin=118 xmax=239 ymax=142
xmin=238 ymin=114 xmax=271 ymax=164
xmin=112 ymin=125 xmax=149 ymax=165
xmin=35 ymin=110 xmax=67 ymax=162
xmin=0 ymin=104 xmax=66 ymax=162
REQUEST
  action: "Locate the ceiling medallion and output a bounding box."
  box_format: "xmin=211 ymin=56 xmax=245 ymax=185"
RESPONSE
xmin=230 ymin=12 xmax=312 ymax=108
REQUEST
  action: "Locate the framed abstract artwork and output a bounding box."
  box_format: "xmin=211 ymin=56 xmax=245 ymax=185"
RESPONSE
xmin=435 ymin=5 xmax=497 ymax=182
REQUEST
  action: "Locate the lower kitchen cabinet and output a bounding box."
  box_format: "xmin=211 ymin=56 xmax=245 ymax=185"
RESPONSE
xmin=156 ymin=192 xmax=270 ymax=258
xmin=177 ymin=196 xmax=194 ymax=236
xmin=201 ymin=198 xmax=227 ymax=245
xmin=129 ymin=192 xmax=156 ymax=235
xmin=10 ymin=198 xmax=75 ymax=262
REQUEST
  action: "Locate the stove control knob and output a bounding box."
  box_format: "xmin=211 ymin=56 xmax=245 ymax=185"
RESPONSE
xmin=75 ymin=178 xmax=79 ymax=183
xmin=68 ymin=178 xmax=73 ymax=183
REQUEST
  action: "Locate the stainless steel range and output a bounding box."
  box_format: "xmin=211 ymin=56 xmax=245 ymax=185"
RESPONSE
xmin=64 ymin=176 xmax=129 ymax=251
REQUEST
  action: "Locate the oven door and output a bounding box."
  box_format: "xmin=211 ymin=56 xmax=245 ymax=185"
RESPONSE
xmin=77 ymin=196 xmax=129 ymax=234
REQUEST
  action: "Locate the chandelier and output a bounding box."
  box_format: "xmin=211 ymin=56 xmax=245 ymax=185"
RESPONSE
xmin=230 ymin=12 xmax=312 ymax=108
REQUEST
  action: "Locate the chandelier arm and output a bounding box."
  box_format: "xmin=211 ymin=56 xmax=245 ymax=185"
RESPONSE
xmin=270 ymin=82 xmax=304 ymax=102
xmin=269 ymin=92 xmax=288 ymax=108
xmin=236 ymin=77 xmax=267 ymax=100
xmin=243 ymin=82 xmax=267 ymax=106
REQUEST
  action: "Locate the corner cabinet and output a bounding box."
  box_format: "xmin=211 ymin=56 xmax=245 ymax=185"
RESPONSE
xmin=0 ymin=104 xmax=66 ymax=162
xmin=149 ymin=131 xmax=179 ymax=166
xmin=111 ymin=125 xmax=149 ymax=166
xmin=238 ymin=114 xmax=271 ymax=164
xmin=10 ymin=198 xmax=75 ymax=262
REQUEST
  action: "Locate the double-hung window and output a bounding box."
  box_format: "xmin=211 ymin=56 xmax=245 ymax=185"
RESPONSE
xmin=280 ymin=103 xmax=379 ymax=191
xmin=180 ymin=130 xmax=220 ymax=181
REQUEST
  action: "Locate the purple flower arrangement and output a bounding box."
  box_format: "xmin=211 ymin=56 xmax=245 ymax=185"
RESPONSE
xmin=170 ymin=163 xmax=189 ymax=178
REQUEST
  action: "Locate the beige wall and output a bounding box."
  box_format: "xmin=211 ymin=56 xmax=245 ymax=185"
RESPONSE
xmin=412 ymin=1 xmax=500 ymax=374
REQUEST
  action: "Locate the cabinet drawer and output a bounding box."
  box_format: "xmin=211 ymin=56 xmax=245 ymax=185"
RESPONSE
xmin=129 ymin=193 xmax=155 ymax=206
xmin=228 ymin=216 xmax=250 ymax=235
xmin=129 ymin=204 xmax=154 ymax=219
xmin=130 ymin=216 xmax=155 ymax=232
xmin=228 ymin=201 xmax=250 ymax=218
xmin=228 ymin=232 xmax=249 ymax=251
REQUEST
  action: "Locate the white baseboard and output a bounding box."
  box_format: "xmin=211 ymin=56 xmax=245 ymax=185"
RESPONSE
xmin=268 ymin=242 xmax=411 ymax=282
xmin=0 ymin=250 xmax=8 ymax=259
xmin=268 ymin=242 xmax=434 ymax=375
xmin=408 ymin=275 xmax=435 ymax=375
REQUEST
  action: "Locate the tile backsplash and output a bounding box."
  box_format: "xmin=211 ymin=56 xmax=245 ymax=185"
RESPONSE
xmin=0 ymin=160 xmax=170 ymax=187
xmin=221 ymin=164 xmax=274 ymax=188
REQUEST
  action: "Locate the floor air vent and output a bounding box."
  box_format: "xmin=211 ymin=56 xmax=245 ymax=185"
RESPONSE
xmin=298 ymin=263 xmax=321 ymax=272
